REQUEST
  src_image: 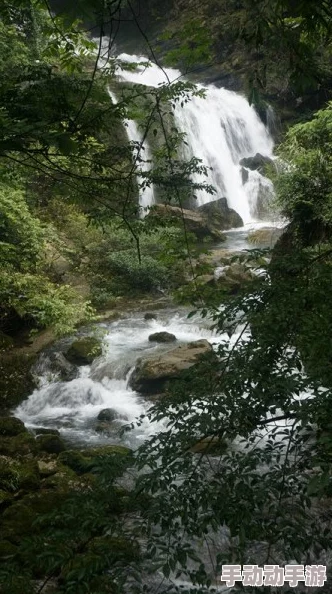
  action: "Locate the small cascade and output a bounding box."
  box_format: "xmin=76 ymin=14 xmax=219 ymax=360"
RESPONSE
xmin=15 ymin=309 xmax=226 ymax=447
xmin=116 ymin=54 xmax=275 ymax=224
xmin=108 ymin=89 xmax=155 ymax=214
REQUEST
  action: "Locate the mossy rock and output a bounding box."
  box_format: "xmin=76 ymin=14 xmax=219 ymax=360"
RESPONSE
xmin=0 ymin=458 xmax=40 ymax=492
xmin=86 ymin=445 xmax=132 ymax=458
xmin=36 ymin=434 xmax=66 ymax=455
xmin=20 ymin=490 xmax=68 ymax=516
xmin=0 ymin=353 xmax=36 ymax=409
xmin=65 ymin=337 xmax=103 ymax=365
xmin=1 ymin=502 xmax=35 ymax=544
xmin=0 ymin=433 xmax=37 ymax=457
xmin=58 ymin=450 xmax=93 ymax=475
xmin=148 ymin=331 xmax=177 ymax=343
xmin=0 ymin=417 xmax=27 ymax=437
xmin=0 ymin=539 xmax=17 ymax=560
xmin=59 ymin=445 xmax=132 ymax=475
xmin=41 ymin=465 xmax=95 ymax=492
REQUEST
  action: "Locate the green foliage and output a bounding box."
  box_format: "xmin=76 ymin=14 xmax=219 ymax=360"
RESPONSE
xmin=0 ymin=183 xmax=44 ymax=271
xmin=276 ymin=102 xmax=332 ymax=234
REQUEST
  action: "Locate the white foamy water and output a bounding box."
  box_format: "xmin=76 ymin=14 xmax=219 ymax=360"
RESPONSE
xmin=116 ymin=54 xmax=275 ymax=223
xmin=108 ymin=89 xmax=155 ymax=214
xmin=15 ymin=309 xmax=227 ymax=447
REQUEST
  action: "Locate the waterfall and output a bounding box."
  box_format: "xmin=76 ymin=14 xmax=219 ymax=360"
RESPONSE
xmin=116 ymin=54 xmax=275 ymax=224
xmin=108 ymin=89 xmax=155 ymax=214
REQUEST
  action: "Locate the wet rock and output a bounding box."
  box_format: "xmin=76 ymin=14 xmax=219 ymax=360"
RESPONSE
xmin=241 ymin=166 xmax=249 ymax=184
xmin=0 ymin=417 xmax=27 ymax=437
xmin=147 ymin=204 xmax=225 ymax=242
xmin=65 ymin=336 xmax=103 ymax=366
xmin=95 ymin=421 xmax=114 ymax=434
xmin=148 ymin=331 xmax=177 ymax=343
xmin=144 ymin=312 xmax=157 ymax=320
xmin=36 ymin=434 xmax=66 ymax=455
xmin=251 ymin=177 xmax=276 ymax=220
xmin=239 ymin=152 xmax=273 ymax=171
xmin=129 ymin=339 xmax=213 ymax=395
xmin=34 ymin=427 xmax=60 ymax=436
xmin=198 ymin=197 xmax=243 ymax=230
xmin=33 ymin=352 xmax=78 ymax=382
xmin=97 ymin=408 xmax=119 ymax=422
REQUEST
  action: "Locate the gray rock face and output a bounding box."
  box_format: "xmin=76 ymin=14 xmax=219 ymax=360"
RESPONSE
xmin=239 ymin=153 xmax=273 ymax=172
xmin=129 ymin=339 xmax=213 ymax=395
xmin=148 ymin=332 xmax=177 ymax=343
xmin=147 ymin=204 xmax=225 ymax=242
xmin=198 ymin=198 xmax=243 ymax=230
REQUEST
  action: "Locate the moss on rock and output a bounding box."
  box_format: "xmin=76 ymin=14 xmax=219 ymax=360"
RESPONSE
xmin=0 ymin=432 xmax=37 ymax=456
xmin=58 ymin=445 xmax=132 ymax=475
xmin=0 ymin=417 xmax=27 ymax=437
xmin=36 ymin=434 xmax=66 ymax=455
xmin=0 ymin=458 xmax=40 ymax=492
xmin=65 ymin=337 xmax=103 ymax=365
xmin=1 ymin=502 xmax=35 ymax=543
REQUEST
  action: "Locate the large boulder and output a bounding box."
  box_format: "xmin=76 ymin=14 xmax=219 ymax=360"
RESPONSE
xmin=198 ymin=198 xmax=243 ymax=230
xmin=129 ymin=339 xmax=213 ymax=395
xmin=65 ymin=337 xmax=103 ymax=366
xmin=239 ymin=153 xmax=273 ymax=172
xmin=147 ymin=204 xmax=225 ymax=242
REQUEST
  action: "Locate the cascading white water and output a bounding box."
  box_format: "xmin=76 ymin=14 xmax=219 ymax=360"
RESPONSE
xmin=15 ymin=309 xmax=228 ymax=447
xmin=108 ymin=89 xmax=155 ymax=214
xmin=116 ymin=53 xmax=275 ymax=224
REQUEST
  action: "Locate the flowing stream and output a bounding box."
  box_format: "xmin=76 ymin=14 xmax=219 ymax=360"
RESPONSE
xmin=15 ymin=308 xmax=229 ymax=448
